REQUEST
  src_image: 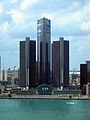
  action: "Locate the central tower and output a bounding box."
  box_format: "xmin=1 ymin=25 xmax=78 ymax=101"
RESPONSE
xmin=37 ymin=17 xmax=51 ymax=85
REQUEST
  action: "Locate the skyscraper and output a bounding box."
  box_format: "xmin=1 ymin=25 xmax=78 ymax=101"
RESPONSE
xmin=80 ymin=61 xmax=90 ymax=89
xmin=52 ymin=37 xmax=69 ymax=88
xmin=37 ymin=17 xmax=51 ymax=85
xmin=19 ymin=37 xmax=36 ymax=89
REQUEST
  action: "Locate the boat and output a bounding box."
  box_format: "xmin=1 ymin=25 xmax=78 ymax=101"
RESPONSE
xmin=66 ymin=102 xmax=77 ymax=104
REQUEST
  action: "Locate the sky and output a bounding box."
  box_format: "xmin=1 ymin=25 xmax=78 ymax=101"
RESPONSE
xmin=0 ymin=0 xmax=90 ymax=70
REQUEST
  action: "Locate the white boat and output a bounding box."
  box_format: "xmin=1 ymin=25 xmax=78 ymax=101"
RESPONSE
xmin=66 ymin=102 xmax=77 ymax=104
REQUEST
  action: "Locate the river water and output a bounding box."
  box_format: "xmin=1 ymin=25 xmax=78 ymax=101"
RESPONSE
xmin=0 ymin=99 xmax=90 ymax=120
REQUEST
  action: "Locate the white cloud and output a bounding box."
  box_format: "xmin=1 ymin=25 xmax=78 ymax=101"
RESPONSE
xmin=74 ymin=36 xmax=90 ymax=52
xmin=80 ymin=21 xmax=90 ymax=31
xmin=0 ymin=2 xmax=3 ymax=13
xmin=0 ymin=8 xmax=2 ymax=13
xmin=85 ymin=3 xmax=90 ymax=12
xmin=55 ymin=17 xmax=68 ymax=26
xmin=41 ymin=13 xmax=56 ymax=20
xmin=55 ymin=10 xmax=82 ymax=27
xmin=3 ymin=22 xmax=9 ymax=32
xmin=11 ymin=0 xmax=18 ymax=3
xmin=20 ymin=0 xmax=39 ymax=10
xmin=73 ymin=2 xmax=80 ymax=7
xmin=7 ymin=10 xmax=24 ymax=23
xmin=55 ymin=2 xmax=90 ymax=28
xmin=0 ymin=22 xmax=9 ymax=34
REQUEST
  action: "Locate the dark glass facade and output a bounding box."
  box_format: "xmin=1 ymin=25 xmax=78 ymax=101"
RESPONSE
xmin=19 ymin=18 xmax=70 ymax=90
xmin=52 ymin=41 xmax=60 ymax=87
xmin=64 ymin=40 xmax=69 ymax=87
xmin=19 ymin=41 xmax=26 ymax=87
xmin=37 ymin=18 xmax=51 ymax=85
xmin=19 ymin=37 xmax=36 ymax=89
xmin=80 ymin=64 xmax=87 ymax=89
xmin=80 ymin=62 xmax=90 ymax=89
xmin=87 ymin=64 xmax=90 ymax=83
xmin=29 ymin=41 xmax=36 ymax=88
xmin=52 ymin=37 xmax=69 ymax=88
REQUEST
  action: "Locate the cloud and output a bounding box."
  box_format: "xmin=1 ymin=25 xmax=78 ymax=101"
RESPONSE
xmin=55 ymin=7 xmax=84 ymax=26
xmin=0 ymin=22 xmax=10 ymax=37
xmin=66 ymin=35 xmax=90 ymax=69
xmin=20 ymin=0 xmax=39 ymax=10
xmin=80 ymin=21 xmax=90 ymax=31
xmin=41 ymin=13 xmax=56 ymax=20
xmin=0 ymin=2 xmax=3 ymax=13
xmin=66 ymin=35 xmax=90 ymax=51
xmin=0 ymin=0 xmax=90 ymax=70
xmin=7 ymin=10 xmax=25 ymax=23
xmin=49 ymin=2 xmax=90 ymax=38
xmin=0 ymin=8 xmax=2 ymax=13
xmin=3 ymin=22 xmax=9 ymax=32
xmin=11 ymin=0 xmax=18 ymax=3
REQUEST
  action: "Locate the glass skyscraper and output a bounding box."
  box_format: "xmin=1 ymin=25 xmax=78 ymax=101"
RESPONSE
xmin=52 ymin=37 xmax=69 ymax=88
xmin=19 ymin=37 xmax=36 ymax=89
xmin=37 ymin=17 xmax=51 ymax=85
xmin=80 ymin=61 xmax=90 ymax=89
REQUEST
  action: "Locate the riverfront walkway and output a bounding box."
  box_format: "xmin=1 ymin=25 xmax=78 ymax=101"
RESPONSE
xmin=0 ymin=94 xmax=90 ymax=99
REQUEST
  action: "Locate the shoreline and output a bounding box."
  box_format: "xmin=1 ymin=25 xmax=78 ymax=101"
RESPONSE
xmin=0 ymin=95 xmax=90 ymax=100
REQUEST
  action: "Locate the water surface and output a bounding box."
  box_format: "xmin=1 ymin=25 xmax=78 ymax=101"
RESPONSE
xmin=0 ymin=99 xmax=90 ymax=120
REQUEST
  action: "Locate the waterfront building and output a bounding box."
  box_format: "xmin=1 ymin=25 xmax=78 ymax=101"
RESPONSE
xmin=0 ymin=68 xmax=15 ymax=85
xmin=0 ymin=68 xmax=18 ymax=85
xmin=80 ymin=61 xmax=90 ymax=89
xmin=0 ymin=70 xmax=7 ymax=81
xmin=37 ymin=84 xmax=54 ymax=95
xmin=52 ymin=37 xmax=69 ymax=89
xmin=19 ymin=37 xmax=36 ymax=89
xmin=7 ymin=68 xmax=13 ymax=84
xmin=69 ymin=71 xmax=80 ymax=86
xmin=13 ymin=66 xmax=19 ymax=85
xmin=37 ymin=17 xmax=51 ymax=85
xmin=0 ymin=70 xmax=8 ymax=86
xmin=13 ymin=66 xmax=19 ymax=78
xmin=85 ymin=61 xmax=90 ymax=64
xmin=80 ymin=64 xmax=87 ymax=89
xmin=86 ymin=83 xmax=90 ymax=95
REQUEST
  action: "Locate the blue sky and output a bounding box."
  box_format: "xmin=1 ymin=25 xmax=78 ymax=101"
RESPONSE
xmin=0 ymin=0 xmax=90 ymax=70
